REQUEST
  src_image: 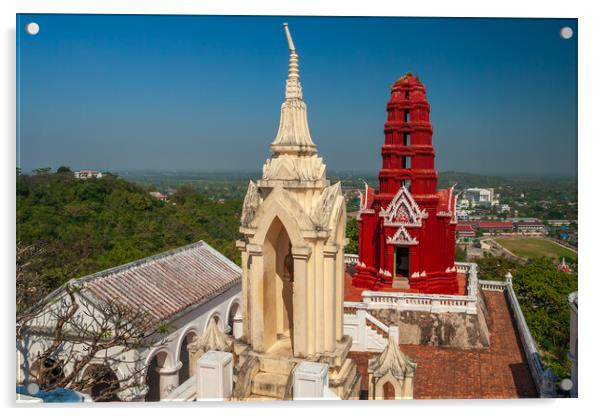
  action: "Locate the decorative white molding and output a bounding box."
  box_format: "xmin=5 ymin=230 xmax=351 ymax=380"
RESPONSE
xmin=241 ymin=181 xmax=261 ymax=227
xmin=386 ymin=224 xmax=418 ymax=246
xmin=380 ymin=186 xmax=426 ymax=227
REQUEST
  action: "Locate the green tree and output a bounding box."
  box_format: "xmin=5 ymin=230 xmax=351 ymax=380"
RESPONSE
xmin=345 ymin=217 xmax=359 ymax=254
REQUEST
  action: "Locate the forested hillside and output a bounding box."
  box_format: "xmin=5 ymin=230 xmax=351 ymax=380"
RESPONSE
xmin=17 ymin=170 xmax=241 ymax=310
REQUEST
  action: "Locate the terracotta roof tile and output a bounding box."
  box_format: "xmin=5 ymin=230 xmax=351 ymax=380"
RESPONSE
xmin=80 ymin=241 xmax=241 ymax=323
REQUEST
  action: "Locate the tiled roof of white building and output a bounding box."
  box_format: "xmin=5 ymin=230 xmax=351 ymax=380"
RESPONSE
xmin=78 ymin=241 xmax=241 ymax=323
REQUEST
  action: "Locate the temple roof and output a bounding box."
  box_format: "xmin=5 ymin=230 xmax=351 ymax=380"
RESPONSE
xmin=78 ymin=241 xmax=241 ymax=323
xmin=368 ymin=335 xmax=416 ymax=379
xmin=188 ymin=317 xmax=233 ymax=355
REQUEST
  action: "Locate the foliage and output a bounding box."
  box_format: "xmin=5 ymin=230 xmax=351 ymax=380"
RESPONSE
xmin=454 ymin=243 xmax=467 ymax=262
xmin=17 ymin=284 xmax=166 ymax=401
xmin=345 ymin=217 xmax=359 ymax=254
xmin=477 ymin=256 xmax=577 ymax=378
xmin=17 ymin=172 xmax=242 ymax=304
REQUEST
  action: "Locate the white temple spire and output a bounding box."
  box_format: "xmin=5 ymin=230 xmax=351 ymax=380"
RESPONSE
xmin=269 ymin=23 xmax=317 ymax=156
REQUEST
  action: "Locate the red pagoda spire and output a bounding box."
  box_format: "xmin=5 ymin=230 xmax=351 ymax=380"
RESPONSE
xmin=353 ymin=74 xmax=459 ymax=294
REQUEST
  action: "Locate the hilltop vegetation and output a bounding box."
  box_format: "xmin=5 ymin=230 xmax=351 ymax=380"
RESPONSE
xmin=16 ymin=170 xmax=241 ymax=310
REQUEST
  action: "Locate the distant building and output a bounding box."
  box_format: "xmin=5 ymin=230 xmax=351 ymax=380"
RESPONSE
xmin=514 ymin=220 xmax=545 ymax=234
xmin=477 ymin=221 xmax=514 ymax=234
xmin=74 ymin=170 xmax=103 ymax=180
xmin=458 ymin=199 xmax=470 ymax=209
xmin=456 ymin=223 xmax=476 ymax=239
xmin=463 ymin=188 xmax=498 ymax=207
xmin=149 ymin=191 xmax=168 ymax=202
xmin=500 ymin=204 xmax=510 ymax=213
xmin=548 ymin=219 xmax=574 ymax=227
xmin=456 ymin=209 xmax=469 ymax=221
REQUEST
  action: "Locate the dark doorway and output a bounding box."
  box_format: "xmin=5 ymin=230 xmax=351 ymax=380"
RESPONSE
xmin=395 ymin=247 xmax=410 ymax=278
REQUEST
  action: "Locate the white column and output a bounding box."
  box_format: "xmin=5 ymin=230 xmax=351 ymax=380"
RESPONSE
xmin=335 ymin=247 xmax=344 ymax=341
xmin=196 ymin=351 xmax=233 ymax=401
xmin=232 ymin=314 xmax=243 ymax=340
xmin=247 ymin=244 xmax=264 ymax=352
xmin=158 ymin=361 xmax=182 ymax=399
xmin=314 ymin=240 xmax=324 ymax=354
xmin=293 ymin=361 xmax=329 ymax=400
xmin=235 ymin=240 xmax=250 ymax=341
xmin=292 ymin=246 xmax=311 ymax=357
xmin=324 ymin=244 xmax=338 ymax=352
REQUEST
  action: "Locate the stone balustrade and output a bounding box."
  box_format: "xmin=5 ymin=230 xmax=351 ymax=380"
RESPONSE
xmin=479 ymin=276 xmax=557 ymax=398
xmin=358 ymin=262 xmax=479 ymax=315
xmin=344 ymin=253 xmax=359 ymax=265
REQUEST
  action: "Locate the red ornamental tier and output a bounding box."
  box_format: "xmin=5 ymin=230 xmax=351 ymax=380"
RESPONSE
xmin=353 ymin=74 xmax=458 ymax=294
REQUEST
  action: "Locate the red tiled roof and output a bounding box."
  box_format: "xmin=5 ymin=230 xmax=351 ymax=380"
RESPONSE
xmin=478 ymin=221 xmax=513 ymax=229
xmin=81 ymin=241 xmax=241 ymax=323
xmin=436 ymin=188 xmax=453 ymax=212
xmin=348 ymin=291 xmax=538 ymax=399
xmin=456 ymin=223 xmax=475 ymax=232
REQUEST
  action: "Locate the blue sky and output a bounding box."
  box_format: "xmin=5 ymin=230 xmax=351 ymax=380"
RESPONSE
xmin=17 ymin=15 xmax=577 ymax=176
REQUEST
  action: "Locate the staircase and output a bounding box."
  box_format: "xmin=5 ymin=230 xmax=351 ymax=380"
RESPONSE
xmin=245 ymin=353 xmax=298 ymax=400
xmin=365 ymin=325 xmax=388 ymax=351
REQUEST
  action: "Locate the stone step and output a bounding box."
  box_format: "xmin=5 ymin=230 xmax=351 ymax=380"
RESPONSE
xmin=392 ymin=277 xmax=410 ymax=289
xmin=247 ymin=393 xmax=279 ymax=401
xmin=258 ymin=355 xmax=297 ymax=375
xmin=251 ymin=372 xmax=289 ymax=398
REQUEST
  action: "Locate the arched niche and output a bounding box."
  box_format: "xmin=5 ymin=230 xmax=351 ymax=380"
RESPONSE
xmin=261 ymin=216 xmax=294 ymax=354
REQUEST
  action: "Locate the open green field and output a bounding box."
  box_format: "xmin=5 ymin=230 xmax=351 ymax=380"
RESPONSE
xmin=495 ymin=237 xmax=577 ymax=262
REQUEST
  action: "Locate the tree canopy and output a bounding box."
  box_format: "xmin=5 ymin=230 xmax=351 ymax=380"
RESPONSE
xmin=17 ymin=172 xmax=242 ymax=310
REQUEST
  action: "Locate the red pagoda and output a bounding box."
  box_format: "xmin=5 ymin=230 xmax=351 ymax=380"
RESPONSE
xmin=352 ymin=74 xmax=458 ymax=294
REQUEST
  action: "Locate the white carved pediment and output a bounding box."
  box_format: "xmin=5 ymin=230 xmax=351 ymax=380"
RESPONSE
xmin=386 ymin=225 xmax=418 ymax=246
xmin=380 ymin=186 xmax=425 ymax=226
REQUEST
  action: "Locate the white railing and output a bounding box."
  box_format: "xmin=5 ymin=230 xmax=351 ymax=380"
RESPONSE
xmin=479 ymin=277 xmax=557 ymax=397
xmin=504 ymin=279 xmax=557 ymax=397
xmin=343 ymin=302 xmax=389 ymax=352
xmin=344 ymin=253 xmax=359 ymax=265
xmin=479 ymin=280 xmax=506 ymax=292
xmin=358 ymin=262 xmax=479 ymax=315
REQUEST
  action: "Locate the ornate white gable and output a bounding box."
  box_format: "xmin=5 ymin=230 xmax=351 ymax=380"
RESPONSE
xmin=386 ymin=224 xmax=418 ymax=246
xmin=380 ymin=186 xmax=426 ymax=227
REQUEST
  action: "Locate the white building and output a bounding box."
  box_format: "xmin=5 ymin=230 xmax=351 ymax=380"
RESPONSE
xmin=17 ymin=240 xmax=242 ymax=402
xmin=463 ymin=188 xmax=498 ymax=207
xmin=74 ymin=170 xmax=103 ymax=179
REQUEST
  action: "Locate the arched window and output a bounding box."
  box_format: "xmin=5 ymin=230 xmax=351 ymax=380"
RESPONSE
xmin=145 ymin=351 xmax=169 ymax=402
xmin=383 ymin=381 xmax=396 ymax=400
xmin=178 ymin=331 xmax=196 ymax=384
xmin=84 ymin=364 xmax=120 ymax=402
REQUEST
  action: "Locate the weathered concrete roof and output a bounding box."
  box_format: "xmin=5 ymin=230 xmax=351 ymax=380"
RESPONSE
xmin=79 ymin=241 xmax=241 ymax=323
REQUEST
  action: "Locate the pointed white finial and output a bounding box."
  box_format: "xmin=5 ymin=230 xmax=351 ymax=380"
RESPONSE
xmin=267 ymin=23 xmax=317 ymax=157
xmin=283 ymin=22 xmax=296 ymax=52
xmin=282 ymin=23 xmax=301 ymax=97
